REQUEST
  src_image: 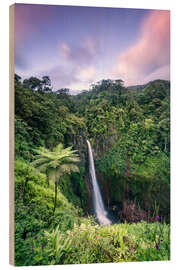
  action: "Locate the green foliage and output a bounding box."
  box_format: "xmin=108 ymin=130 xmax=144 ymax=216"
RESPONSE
xmin=15 ymin=75 xmax=84 ymax=149
xmin=31 ymin=143 xmax=80 ymax=213
xmin=14 ymin=159 xmax=84 ymax=266
xmin=35 ymin=221 xmax=169 ymax=265
xmin=70 ymin=166 xmax=89 ymax=210
xmin=15 ymin=118 xmax=39 ymax=161
xmin=14 ymin=74 xmax=170 ymax=265
xmin=93 ymin=79 xmax=170 ymax=218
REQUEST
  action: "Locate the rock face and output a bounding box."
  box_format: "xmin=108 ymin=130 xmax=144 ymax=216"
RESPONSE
xmin=90 ymin=132 xmax=118 ymax=159
xmin=74 ymin=135 xmax=169 ymax=223
xmin=84 ymin=173 xmax=93 ymax=213
xmin=72 ymin=132 xmax=120 ymax=214
xmin=69 ymin=130 xmax=88 ymax=163
xmin=96 ymin=171 xmax=110 ymax=207
xmin=70 ymin=122 xmax=119 ymax=163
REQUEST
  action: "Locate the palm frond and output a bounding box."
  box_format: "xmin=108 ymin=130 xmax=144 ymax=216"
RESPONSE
xmin=67 ymin=164 xmax=79 ymax=173
xmin=35 ymin=162 xmax=49 ymax=173
xmin=62 ymin=156 xmax=80 ymax=163
xmin=34 ymin=147 xmax=50 ymax=155
xmin=53 ymin=143 xmax=64 ymax=153
xmin=31 ymin=144 xmax=80 ymax=182
xmin=31 ymin=157 xmax=50 ymax=167
xmin=57 ymin=163 xmax=79 ymax=177
xmin=48 ymin=159 xmax=61 ymax=169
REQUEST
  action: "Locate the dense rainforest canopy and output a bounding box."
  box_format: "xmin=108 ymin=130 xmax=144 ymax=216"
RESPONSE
xmin=14 ymin=74 xmax=170 ymax=265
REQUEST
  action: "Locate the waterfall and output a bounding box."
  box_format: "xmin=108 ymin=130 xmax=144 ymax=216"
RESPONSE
xmin=87 ymin=140 xmax=111 ymax=226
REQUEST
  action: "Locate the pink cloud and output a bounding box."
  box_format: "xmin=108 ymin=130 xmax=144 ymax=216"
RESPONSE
xmin=75 ymin=66 xmax=96 ymax=82
xmin=60 ymin=43 xmax=71 ymax=60
xmin=113 ymin=10 xmax=170 ymax=85
xmin=142 ymin=65 xmax=170 ymax=85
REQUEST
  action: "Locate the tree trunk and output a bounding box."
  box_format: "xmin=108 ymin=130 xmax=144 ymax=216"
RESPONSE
xmin=47 ymin=178 xmax=50 ymax=187
xmin=126 ymin=158 xmax=130 ymax=199
xmin=53 ymin=181 xmax=58 ymax=214
xmin=126 ymin=181 xmax=129 ymax=199
xmin=122 ymin=177 xmax=125 ymax=201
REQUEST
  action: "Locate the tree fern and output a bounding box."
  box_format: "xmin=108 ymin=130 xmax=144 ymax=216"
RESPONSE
xmin=31 ymin=144 xmax=80 ymax=213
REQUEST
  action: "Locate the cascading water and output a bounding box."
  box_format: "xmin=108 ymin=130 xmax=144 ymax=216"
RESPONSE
xmin=87 ymin=140 xmax=111 ymax=226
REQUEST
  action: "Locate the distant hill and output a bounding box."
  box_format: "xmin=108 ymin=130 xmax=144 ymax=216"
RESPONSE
xmin=70 ymin=79 xmax=170 ymax=95
xmin=128 ymin=79 xmax=170 ymax=92
xmin=128 ymin=83 xmax=148 ymax=91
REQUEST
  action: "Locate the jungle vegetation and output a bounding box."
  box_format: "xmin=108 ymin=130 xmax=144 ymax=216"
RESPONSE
xmin=14 ymin=74 xmax=170 ymax=265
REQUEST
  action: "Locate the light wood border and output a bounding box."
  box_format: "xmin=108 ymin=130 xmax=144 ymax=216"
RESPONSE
xmin=9 ymin=4 xmax=15 ymax=266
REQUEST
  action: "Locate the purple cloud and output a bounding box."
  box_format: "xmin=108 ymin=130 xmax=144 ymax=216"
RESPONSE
xmin=60 ymin=37 xmax=100 ymax=67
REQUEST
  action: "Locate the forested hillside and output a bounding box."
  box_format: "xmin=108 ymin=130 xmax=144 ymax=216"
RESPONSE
xmin=14 ymin=74 xmax=170 ymax=265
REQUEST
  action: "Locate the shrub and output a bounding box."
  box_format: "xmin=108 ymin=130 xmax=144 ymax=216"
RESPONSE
xmin=37 ymin=221 xmax=170 ymax=265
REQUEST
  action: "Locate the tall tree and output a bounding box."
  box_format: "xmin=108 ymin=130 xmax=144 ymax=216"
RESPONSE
xmin=23 ymin=76 xmax=43 ymax=91
xmin=31 ymin=144 xmax=80 ymax=213
xmin=41 ymin=76 xmax=52 ymax=92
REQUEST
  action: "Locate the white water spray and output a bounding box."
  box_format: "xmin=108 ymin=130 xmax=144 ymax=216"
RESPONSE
xmin=87 ymin=140 xmax=111 ymax=225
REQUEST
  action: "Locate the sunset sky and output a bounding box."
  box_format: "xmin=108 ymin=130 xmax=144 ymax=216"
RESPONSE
xmin=14 ymin=4 xmax=170 ymax=92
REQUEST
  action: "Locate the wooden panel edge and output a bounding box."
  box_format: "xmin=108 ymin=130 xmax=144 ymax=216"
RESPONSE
xmin=9 ymin=4 xmax=15 ymax=266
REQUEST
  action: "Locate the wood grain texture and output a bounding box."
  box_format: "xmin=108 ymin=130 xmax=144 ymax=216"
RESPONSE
xmin=9 ymin=4 xmax=15 ymax=266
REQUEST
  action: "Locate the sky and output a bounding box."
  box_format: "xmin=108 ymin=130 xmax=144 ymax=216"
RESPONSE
xmin=14 ymin=4 xmax=170 ymax=92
